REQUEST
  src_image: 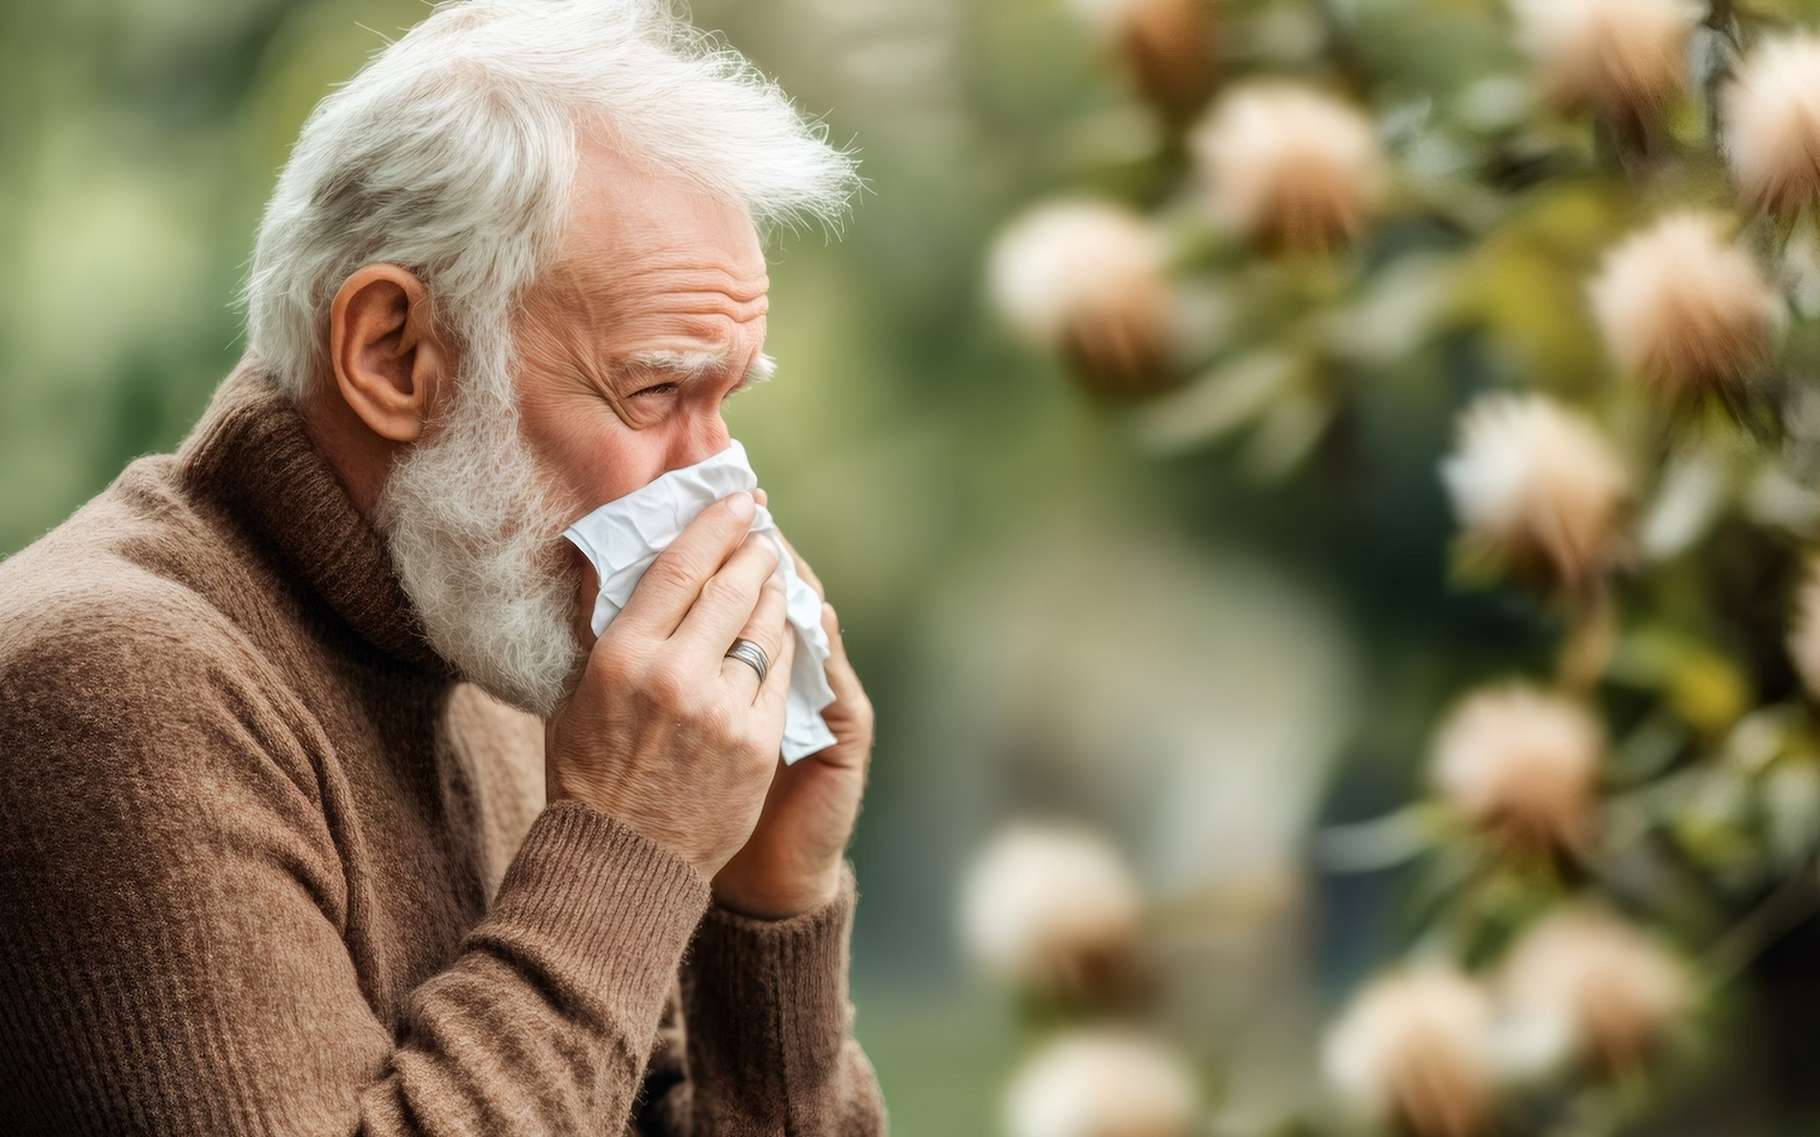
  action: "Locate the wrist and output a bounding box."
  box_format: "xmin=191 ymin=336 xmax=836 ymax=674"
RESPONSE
xmin=711 ymin=862 xmax=843 ymax=921
xmin=683 ymin=859 xmax=859 ymax=1086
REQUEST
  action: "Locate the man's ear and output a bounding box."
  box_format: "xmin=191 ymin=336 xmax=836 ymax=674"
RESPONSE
xmin=327 ymin=264 xmax=449 ymax=443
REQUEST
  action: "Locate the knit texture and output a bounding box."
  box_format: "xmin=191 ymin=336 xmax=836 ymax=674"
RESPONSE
xmin=0 ymin=362 xmax=886 ymax=1136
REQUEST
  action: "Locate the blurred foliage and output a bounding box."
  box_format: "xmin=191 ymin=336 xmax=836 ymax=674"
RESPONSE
xmin=972 ymin=0 xmax=1820 ymax=1133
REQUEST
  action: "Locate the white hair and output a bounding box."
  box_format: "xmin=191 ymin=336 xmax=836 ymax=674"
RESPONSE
xmin=242 ymin=0 xmax=859 ymax=400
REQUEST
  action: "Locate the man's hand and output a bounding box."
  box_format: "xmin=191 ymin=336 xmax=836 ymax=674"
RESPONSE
xmin=543 ymin=491 xmax=798 ymax=882
xmin=710 ymin=491 xmax=875 ymax=920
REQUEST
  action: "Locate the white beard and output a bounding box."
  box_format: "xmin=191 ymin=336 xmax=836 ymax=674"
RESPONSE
xmin=373 ymin=349 xmax=585 ymax=718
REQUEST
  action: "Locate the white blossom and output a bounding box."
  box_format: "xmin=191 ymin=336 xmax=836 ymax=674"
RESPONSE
xmin=1723 ymin=33 xmax=1820 ymax=217
xmin=1441 ymin=393 xmax=1630 ymax=587
xmin=1324 ymin=965 xmax=1499 ymax=1137
xmin=1589 ymin=211 xmax=1783 ymax=401
xmin=1501 ymin=906 xmax=1691 ymax=1073
xmin=1430 ymin=683 xmax=1605 ymax=854
xmin=988 ymin=201 xmax=1174 ymax=394
xmin=1004 ymin=1029 xmax=1199 ymax=1137
xmin=959 ymin=823 xmax=1144 ymax=997
xmin=1508 ymin=0 xmax=1700 ymax=121
xmin=1190 ymin=82 xmax=1387 ymax=252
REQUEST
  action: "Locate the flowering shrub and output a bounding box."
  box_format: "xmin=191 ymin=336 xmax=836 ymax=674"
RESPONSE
xmin=968 ymin=0 xmax=1820 ymax=1132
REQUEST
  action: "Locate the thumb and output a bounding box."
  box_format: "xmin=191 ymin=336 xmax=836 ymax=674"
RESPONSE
xmin=569 ymin=547 xmax=601 ymax=652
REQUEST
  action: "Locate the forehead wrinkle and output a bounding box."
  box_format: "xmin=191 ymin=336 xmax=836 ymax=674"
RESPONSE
xmin=533 ymin=278 xmax=768 ymax=342
xmin=550 ymin=251 xmax=768 ymax=304
xmin=627 ymin=276 xmax=770 ymax=323
xmin=645 ymin=296 xmax=770 ymax=328
xmin=612 ymin=259 xmax=770 ymax=300
xmin=529 ymin=240 xmax=709 ymax=291
xmin=612 ymin=300 xmax=767 ymax=353
xmin=525 ymin=252 xmax=770 ymax=390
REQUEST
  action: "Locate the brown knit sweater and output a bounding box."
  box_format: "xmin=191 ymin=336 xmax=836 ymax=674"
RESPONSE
xmin=0 ymin=363 xmax=887 ymax=1136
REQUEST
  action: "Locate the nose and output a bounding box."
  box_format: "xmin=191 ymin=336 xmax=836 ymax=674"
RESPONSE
xmin=665 ymin=418 xmax=732 ymax=473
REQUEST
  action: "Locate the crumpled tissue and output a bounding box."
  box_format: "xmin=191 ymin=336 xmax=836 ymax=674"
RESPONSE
xmin=561 ymin=439 xmax=837 ymax=763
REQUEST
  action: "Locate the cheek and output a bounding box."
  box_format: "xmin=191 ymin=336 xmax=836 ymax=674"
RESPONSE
xmin=569 ymin=424 xmax=674 ymax=507
xmin=521 ymin=398 xmax=672 ymax=509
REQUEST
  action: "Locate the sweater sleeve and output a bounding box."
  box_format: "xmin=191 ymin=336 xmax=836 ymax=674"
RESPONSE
xmin=636 ymin=860 xmax=888 ymax=1136
xmin=0 ymin=614 xmax=711 ymax=1136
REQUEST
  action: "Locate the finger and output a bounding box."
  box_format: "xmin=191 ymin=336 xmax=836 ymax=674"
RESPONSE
xmin=671 ymin=529 xmax=780 ymax=660
xmin=571 ymin=548 xmax=602 ymax=652
xmin=753 ymin=602 xmax=798 ymax=723
xmin=819 ymin=600 xmax=864 ymax=703
xmin=814 ymin=601 xmax=871 ymax=772
xmin=720 ymin=562 xmax=788 ymax=701
xmin=754 ymin=487 xmax=768 ymax=508
xmin=613 ymin=492 xmax=757 ymax=638
xmin=773 ymin=529 xmax=824 ymax=601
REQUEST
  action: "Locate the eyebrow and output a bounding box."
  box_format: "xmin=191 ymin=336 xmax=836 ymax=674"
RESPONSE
xmin=622 ymin=349 xmax=776 ymax=391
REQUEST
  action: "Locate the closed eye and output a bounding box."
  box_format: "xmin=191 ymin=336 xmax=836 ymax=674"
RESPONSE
xmin=635 ymin=377 xmax=758 ymax=401
xmin=620 ymin=351 xmax=772 ymax=400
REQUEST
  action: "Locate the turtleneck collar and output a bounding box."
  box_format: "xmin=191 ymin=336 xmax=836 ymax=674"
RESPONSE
xmin=174 ymin=359 xmax=461 ymax=681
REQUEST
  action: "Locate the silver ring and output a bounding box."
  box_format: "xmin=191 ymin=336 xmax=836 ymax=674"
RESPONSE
xmin=724 ymin=637 xmax=770 ymax=685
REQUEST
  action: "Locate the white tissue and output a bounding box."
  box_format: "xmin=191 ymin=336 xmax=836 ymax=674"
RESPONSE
xmin=560 ymin=439 xmax=838 ymax=763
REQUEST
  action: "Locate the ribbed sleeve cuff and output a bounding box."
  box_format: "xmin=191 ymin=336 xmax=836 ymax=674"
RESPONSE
xmin=680 ymin=858 xmax=859 ymax=1094
xmin=470 ymin=799 xmax=712 ymax=1027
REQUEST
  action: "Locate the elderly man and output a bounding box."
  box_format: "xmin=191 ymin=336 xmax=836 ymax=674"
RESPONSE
xmin=0 ymin=2 xmax=884 ymax=1134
